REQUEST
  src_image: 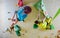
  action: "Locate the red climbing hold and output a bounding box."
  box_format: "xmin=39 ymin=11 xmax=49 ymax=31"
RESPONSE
xmin=18 ymin=0 xmax=23 ymax=7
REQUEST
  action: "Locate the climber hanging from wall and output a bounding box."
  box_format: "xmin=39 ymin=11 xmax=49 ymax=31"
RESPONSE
xmin=8 ymin=0 xmax=32 ymax=31
xmin=8 ymin=6 xmax=31 ymax=31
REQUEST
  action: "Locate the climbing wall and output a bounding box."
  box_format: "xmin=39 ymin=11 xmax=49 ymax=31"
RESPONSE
xmin=0 ymin=0 xmax=60 ymax=38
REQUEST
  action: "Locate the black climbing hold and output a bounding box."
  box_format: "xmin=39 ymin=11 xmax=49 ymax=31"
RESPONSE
xmin=35 ymin=20 xmax=39 ymax=24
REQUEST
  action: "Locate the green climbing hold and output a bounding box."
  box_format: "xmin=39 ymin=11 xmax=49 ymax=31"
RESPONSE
xmin=34 ymin=0 xmax=46 ymax=12
xmin=14 ymin=25 xmax=21 ymax=31
xmin=50 ymin=24 xmax=55 ymax=30
xmin=53 ymin=8 xmax=60 ymax=20
xmin=15 ymin=31 xmax=21 ymax=36
xmin=33 ymin=24 xmax=38 ymax=29
xmin=34 ymin=0 xmax=42 ymax=10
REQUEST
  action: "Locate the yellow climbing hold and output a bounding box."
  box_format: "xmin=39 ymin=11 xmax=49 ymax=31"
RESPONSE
xmin=38 ymin=22 xmax=47 ymax=30
xmin=45 ymin=17 xmax=52 ymax=23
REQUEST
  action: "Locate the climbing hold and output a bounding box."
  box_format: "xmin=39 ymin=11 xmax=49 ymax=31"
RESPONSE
xmin=34 ymin=0 xmax=46 ymax=11
xmin=43 ymin=22 xmax=47 ymax=28
xmin=58 ymin=30 xmax=60 ymax=32
xmin=33 ymin=24 xmax=38 ymax=29
xmin=34 ymin=0 xmax=42 ymax=10
xmin=38 ymin=23 xmax=42 ymax=29
xmin=34 ymin=20 xmax=39 ymax=24
xmin=56 ymin=30 xmax=60 ymax=38
xmin=53 ymin=8 xmax=60 ymax=20
xmin=24 ymin=6 xmax=32 ymax=14
xmin=46 ymin=25 xmax=50 ymax=30
xmin=18 ymin=0 xmax=23 ymax=7
xmin=14 ymin=25 xmax=21 ymax=31
xmin=15 ymin=31 xmax=21 ymax=36
xmin=45 ymin=17 xmax=52 ymax=23
xmin=14 ymin=25 xmax=21 ymax=36
xmin=8 ymin=12 xmax=10 ymax=13
xmin=38 ymin=22 xmax=47 ymax=30
xmin=50 ymin=24 xmax=55 ymax=30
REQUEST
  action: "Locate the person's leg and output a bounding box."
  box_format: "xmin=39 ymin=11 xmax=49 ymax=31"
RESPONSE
xmin=10 ymin=23 xmax=14 ymax=31
xmin=10 ymin=19 xmax=18 ymax=31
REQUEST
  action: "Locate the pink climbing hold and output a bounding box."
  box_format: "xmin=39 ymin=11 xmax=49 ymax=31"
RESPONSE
xmin=18 ymin=0 xmax=23 ymax=7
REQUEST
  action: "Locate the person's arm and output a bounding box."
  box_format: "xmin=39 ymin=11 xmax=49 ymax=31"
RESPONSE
xmin=8 ymin=12 xmax=16 ymax=21
xmin=12 ymin=13 xmax=16 ymax=20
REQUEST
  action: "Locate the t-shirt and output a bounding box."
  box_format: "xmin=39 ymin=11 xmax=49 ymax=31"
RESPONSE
xmin=16 ymin=7 xmax=27 ymax=21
